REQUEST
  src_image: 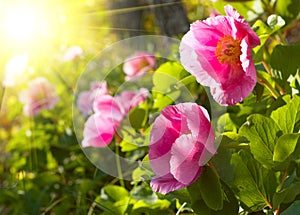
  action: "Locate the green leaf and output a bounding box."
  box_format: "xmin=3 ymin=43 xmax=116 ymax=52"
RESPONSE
xmin=132 ymin=155 xmax=154 ymax=181
xmin=215 ymin=181 xmax=239 ymax=215
xmin=152 ymin=62 xmax=189 ymax=93
xmin=211 ymin=147 xmax=235 ymax=185
xmin=252 ymin=20 xmax=272 ymax=63
xmin=271 ymin=95 xmax=300 ymax=134
xmin=276 ymin=0 xmax=300 ymax=23
xmin=231 ymin=153 xmax=268 ymax=211
xmin=152 ymin=62 xmax=191 ymax=111
xmin=252 ymin=15 xmax=284 ymax=63
xmin=270 ymin=44 xmax=300 ymax=83
xmin=239 ymin=114 xmax=281 ymax=169
xmin=273 ymin=134 xmax=300 ymax=163
xmin=129 ymin=106 xmax=148 ymax=130
xmin=195 ymin=166 xmax=223 ymax=211
xmin=212 ymin=0 xmax=257 ymax=20
xmin=77 ymin=178 xmax=96 ymax=194
xmin=273 ymin=182 xmax=300 ymax=209
xmin=130 ymin=185 xmax=158 ymax=204
xmin=131 ymin=199 xmax=171 ymax=214
xmin=166 ymin=188 xmax=191 ymax=203
xmin=281 ymin=200 xmax=300 ymax=215
xmin=101 ymin=185 xmax=129 ymax=202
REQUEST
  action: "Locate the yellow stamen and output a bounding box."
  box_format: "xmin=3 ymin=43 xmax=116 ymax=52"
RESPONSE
xmin=215 ymin=35 xmax=242 ymax=65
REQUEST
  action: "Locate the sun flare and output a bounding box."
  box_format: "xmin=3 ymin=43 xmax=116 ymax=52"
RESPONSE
xmin=4 ymin=7 xmax=39 ymax=41
xmin=0 ymin=3 xmax=50 ymax=47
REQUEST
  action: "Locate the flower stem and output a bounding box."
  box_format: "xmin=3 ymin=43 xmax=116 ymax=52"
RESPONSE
xmin=261 ymin=61 xmax=285 ymax=94
xmin=0 ymin=86 xmax=6 ymax=111
xmin=279 ymin=168 xmax=288 ymax=191
xmin=277 ymin=30 xmax=288 ymax=45
xmin=115 ymin=145 xmax=125 ymax=187
xmin=257 ymin=72 xmax=280 ymax=99
xmin=53 ymin=69 xmax=74 ymax=94
xmin=208 ymin=161 xmax=220 ymax=178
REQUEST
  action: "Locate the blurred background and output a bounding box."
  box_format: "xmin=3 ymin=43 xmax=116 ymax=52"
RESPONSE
xmin=0 ymin=0 xmax=299 ymax=214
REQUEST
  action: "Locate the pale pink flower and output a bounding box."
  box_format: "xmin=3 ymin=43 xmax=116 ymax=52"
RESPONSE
xmin=149 ymin=103 xmax=216 ymax=194
xmin=62 ymin=46 xmax=83 ymax=62
xmin=3 ymin=53 xmax=28 ymax=87
xmin=19 ymin=77 xmax=59 ymax=116
xmin=210 ymin=9 xmax=220 ymax=18
xmin=82 ymin=113 xmax=118 ymax=147
xmin=180 ymin=5 xmax=260 ymax=106
xmin=82 ymin=95 xmax=123 ymax=148
xmin=77 ymin=81 xmax=108 ymax=117
xmin=82 ymin=89 xmax=148 ymax=148
xmin=115 ymin=88 xmax=148 ymax=115
xmin=123 ymin=52 xmax=155 ymax=81
xmin=93 ymin=95 xmax=124 ymax=124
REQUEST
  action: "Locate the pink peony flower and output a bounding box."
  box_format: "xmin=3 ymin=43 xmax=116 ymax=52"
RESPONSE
xmin=62 ymin=46 xmax=83 ymax=62
xmin=77 ymin=81 xmax=108 ymax=117
xmin=19 ymin=77 xmax=59 ymax=116
xmin=149 ymin=103 xmax=216 ymax=194
xmin=180 ymin=5 xmax=260 ymax=106
xmin=115 ymin=88 xmax=148 ymax=115
xmin=82 ymin=88 xmax=148 ymax=148
xmin=123 ymin=52 xmax=155 ymax=81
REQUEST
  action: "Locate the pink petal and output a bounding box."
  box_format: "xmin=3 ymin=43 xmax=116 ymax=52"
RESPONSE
xmin=77 ymin=91 xmax=91 ymax=116
xmin=180 ymin=30 xmax=219 ymax=87
xmin=82 ymin=113 xmax=116 ymax=147
xmin=149 ymin=116 xmax=179 ymax=159
xmin=161 ymin=104 xmax=189 ymax=134
xmin=170 ymin=134 xmax=203 ymax=185
xmin=115 ymin=88 xmax=148 ymax=115
xmin=123 ymin=52 xmax=155 ymax=80
xmin=93 ymin=95 xmax=124 ymax=123
xmin=150 ymin=173 xmax=186 ymax=195
xmin=225 ymin=5 xmax=247 ymax=24
xmin=185 ymin=104 xmax=216 ymax=154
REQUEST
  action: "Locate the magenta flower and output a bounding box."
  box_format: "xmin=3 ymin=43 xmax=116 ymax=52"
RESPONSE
xmin=123 ymin=52 xmax=155 ymax=81
xmin=82 ymin=89 xmax=148 ymax=148
xmin=149 ymin=103 xmax=216 ymax=194
xmin=19 ymin=77 xmax=59 ymax=116
xmin=77 ymin=81 xmax=108 ymax=117
xmin=62 ymin=46 xmax=83 ymax=62
xmin=180 ymin=5 xmax=260 ymax=106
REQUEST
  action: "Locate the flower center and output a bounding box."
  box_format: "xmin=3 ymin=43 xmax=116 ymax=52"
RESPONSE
xmin=215 ymin=35 xmax=242 ymax=65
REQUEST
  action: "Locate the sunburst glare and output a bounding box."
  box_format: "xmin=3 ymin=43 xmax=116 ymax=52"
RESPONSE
xmin=1 ymin=4 xmax=48 ymax=45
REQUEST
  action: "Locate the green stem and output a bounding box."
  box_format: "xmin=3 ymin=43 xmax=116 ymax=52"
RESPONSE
xmin=221 ymin=142 xmax=250 ymax=150
xmin=208 ymin=161 xmax=220 ymax=178
xmin=115 ymin=145 xmax=125 ymax=187
xmin=29 ymin=118 xmax=38 ymax=172
xmin=87 ymin=202 xmax=97 ymax=215
xmin=54 ymin=69 xmax=74 ymax=94
xmin=257 ymin=72 xmax=280 ymax=99
xmin=41 ymin=196 xmax=67 ymax=215
xmin=277 ymin=30 xmax=288 ymax=45
xmin=176 ymin=202 xmax=187 ymax=215
xmin=0 ymin=86 xmax=6 ymax=111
